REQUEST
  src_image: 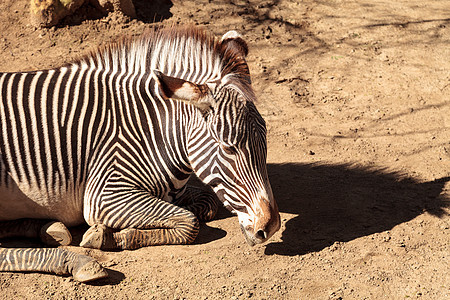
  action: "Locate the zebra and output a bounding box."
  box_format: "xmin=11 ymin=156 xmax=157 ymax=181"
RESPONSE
xmin=0 ymin=25 xmax=280 ymax=282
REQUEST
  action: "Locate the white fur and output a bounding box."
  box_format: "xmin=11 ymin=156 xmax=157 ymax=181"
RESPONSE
xmin=221 ymin=30 xmax=241 ymax=41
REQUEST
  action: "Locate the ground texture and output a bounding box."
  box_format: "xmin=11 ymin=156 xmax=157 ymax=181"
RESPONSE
xmin=0 ymin=0 xmax=449 ymax=299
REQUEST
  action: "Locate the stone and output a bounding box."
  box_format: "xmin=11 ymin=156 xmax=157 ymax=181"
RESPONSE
xmin=30 ymin=0 xmax=86 ymax=27
xmin=30 ymin=0 xmax=136 ymax=28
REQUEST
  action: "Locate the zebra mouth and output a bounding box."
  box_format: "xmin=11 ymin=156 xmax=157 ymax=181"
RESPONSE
xmin=240 ymin=224 xmax=258 ymax=247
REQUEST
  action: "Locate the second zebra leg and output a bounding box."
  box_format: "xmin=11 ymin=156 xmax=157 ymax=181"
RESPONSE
xmin=174 ymin=185 xmax=219 ymax=222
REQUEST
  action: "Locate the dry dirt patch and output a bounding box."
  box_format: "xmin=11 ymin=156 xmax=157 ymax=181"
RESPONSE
xmin=0 ymin=0 xmax=449 ymax=299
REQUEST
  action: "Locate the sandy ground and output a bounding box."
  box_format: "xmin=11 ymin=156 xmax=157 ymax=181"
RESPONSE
xmin=0 ymin=0 xmax=449 ymax=299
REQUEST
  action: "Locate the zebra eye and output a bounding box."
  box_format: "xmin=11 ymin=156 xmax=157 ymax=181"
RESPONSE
xmin=221 ymin=144 xmax=238 ymax=155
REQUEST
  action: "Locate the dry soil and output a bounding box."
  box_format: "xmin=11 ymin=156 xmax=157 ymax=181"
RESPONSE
xmin=0 ymin=0 xmax=449 ymax=299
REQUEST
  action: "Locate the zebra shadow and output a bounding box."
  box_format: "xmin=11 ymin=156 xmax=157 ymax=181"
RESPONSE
xmin=265 ymin=162 xmax=449 ymax=256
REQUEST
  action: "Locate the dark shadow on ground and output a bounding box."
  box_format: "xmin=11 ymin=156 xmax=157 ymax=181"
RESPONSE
xmin=0 ymin=237 xmax=43 ymax=248
xmin=59 ymin=0 xmax=173 ymax=26
xmin=132 ymin=0 xmax=173 ymax=23
xmin=265 ymin=163 xmax=449 ymax=256
xmin=86 ymin=268 xmax=125 ymax=286
xmin=195 ymin=223 xmax=227 ymax=245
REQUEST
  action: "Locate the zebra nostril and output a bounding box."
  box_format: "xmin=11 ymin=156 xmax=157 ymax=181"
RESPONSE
xmin=255 ymin=229 xmax=267 ymax=240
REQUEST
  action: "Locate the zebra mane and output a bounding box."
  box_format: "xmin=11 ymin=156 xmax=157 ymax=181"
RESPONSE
xmin=75 ymin=25 xmax=254 ymax=101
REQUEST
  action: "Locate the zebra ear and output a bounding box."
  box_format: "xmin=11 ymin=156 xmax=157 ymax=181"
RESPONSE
xmin=220 ymin=31 xmax=248 ymax=57
xmin=153 ymin=70 xmax=211 ymax=109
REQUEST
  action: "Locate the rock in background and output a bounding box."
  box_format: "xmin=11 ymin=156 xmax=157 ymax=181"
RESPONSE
xmin=30 ymin=0 xmax=136 ymax=27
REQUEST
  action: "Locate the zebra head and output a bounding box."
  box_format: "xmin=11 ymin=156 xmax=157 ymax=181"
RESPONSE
xmin=153 ymin=31 xmax=280 ymax=246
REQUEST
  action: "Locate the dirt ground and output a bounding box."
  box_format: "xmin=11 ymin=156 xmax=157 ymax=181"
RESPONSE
xmin=0 ymin=0 xmax=449 ymax=299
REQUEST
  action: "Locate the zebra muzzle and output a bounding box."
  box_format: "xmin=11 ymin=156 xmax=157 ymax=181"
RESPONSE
xmin=240 ymin=224 xmax=269 ymax=247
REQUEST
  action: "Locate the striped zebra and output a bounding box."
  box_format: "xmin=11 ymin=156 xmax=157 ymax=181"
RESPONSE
xmin=0 ymin=25 xmax=280 ymax=282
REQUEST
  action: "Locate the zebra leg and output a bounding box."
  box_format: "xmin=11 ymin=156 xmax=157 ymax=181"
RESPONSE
xmin=79 ymin=224 xmax=117 ymax=250
xmin=0 ymin=248 xmax=108 ymax=282
xmin=81 ymin=212 xmax=200 ymax=250
xmin=80 ymin=194 xmax=200 ymax=250
xmin=174 ymin=185 xmax=219 ymax=222
xmin=113 ymin=210 xmax=200 ymax=249
xmin=0 ymin=219 xmax=72 ymax=246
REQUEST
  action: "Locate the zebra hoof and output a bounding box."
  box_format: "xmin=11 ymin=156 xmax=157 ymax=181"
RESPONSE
xmin=72 ymin=257 xmax=108 ymax=283
xmin=80 ymin=224 xmax=115 ymax=249
xmin=40 ymin=221 xmax=72 ymax=246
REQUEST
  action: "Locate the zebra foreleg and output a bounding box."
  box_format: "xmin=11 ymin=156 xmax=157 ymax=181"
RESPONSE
xmin=80 ymin=195 xmax=200 ymax=250
xmin=80 ymin=212 xmax=200 ymax=250
xmin=175 ymin=185 xmax=219 ymax=222
xmin=0 ymin=248 xmax=108 ymax=282
xmin=0 ymin=219 xmax=72 ymax=246
xmin=113 ymin=211 xmax=200 ymax=249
